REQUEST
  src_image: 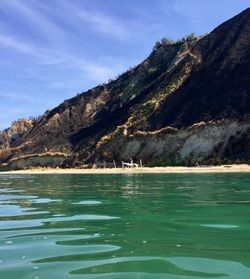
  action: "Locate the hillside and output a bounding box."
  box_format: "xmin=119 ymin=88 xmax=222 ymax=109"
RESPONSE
xmin=0 ymin=8 xmax=250 ymax=170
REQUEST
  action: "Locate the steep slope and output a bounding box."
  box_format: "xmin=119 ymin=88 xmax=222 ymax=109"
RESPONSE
xmin=0 ymin=118 xmax=33 ymax=149
xmin=0 ymin=8 xmax=250 ymax=169
xmin=0 ymin=119 xmax=34 ymax=164
xmin=1 ymin=36 xmax=198 ymax=168
xmin=148 ymin=7 xmax=250 ymax=129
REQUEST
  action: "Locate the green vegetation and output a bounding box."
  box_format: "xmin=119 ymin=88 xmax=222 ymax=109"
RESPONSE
xmin=153 ymin=33 xmax=197 ymax=51
xmin=145 ymin=152 xmax=184 ymax=167
xmin=140 ymin=101 xmax=155 ymax=114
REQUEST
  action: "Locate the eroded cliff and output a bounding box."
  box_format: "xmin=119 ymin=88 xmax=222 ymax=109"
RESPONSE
xmin=1 ymin=8 xmax=250 ymax=169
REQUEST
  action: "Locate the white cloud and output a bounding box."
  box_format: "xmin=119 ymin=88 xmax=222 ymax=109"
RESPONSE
xmin=85 ymin=64 xmax=116 ymax=81
xmin=0 ymin=0 xmax=145 ymax=109
xmin=0 ymin=32 xmax=127 ymax=85
xmin=0 ymin=0 xmax=65 ymax=41
xmin=0 ymin=92 xmax=36 ymax=102
xmin=77 ymin=9 xmax=130 ymax=40
xmin=54 ymin=0 xmax=131 ymax=40
xmin=0 ymin=33 xmax=66 ymax=65
xmin=0 ymin=33 xmax=33 ymax=53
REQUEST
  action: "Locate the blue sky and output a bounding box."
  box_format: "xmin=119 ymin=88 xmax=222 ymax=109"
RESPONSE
xmin=0 ymin=0 xmax=249 ymax=130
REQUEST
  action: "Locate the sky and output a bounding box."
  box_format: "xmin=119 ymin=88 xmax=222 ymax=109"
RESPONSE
xmin=0 ymin=0 xmax=249 ymax=130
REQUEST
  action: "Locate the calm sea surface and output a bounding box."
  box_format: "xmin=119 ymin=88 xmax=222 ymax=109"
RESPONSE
xmin=0 ymin=173 xmax=250 ymax=279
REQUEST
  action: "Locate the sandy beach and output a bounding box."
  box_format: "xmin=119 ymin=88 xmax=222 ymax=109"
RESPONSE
xmin=0 ymin=164 xmax=250 ymax=174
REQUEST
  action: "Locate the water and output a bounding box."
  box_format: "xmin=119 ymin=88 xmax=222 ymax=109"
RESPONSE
xmin=0 ymin=173 xmax=250 ymax=279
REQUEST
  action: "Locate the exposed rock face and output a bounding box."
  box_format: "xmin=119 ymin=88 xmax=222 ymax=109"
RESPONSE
xmin=1 ymin=9 xmax=250 ymax=169
xmin=148 ymin=8 xmax=250 ymax=129
xmin=0 ymin=119 xmax=33 ymax=149
xmin=102 ymin=118 xmax=250 ymax=166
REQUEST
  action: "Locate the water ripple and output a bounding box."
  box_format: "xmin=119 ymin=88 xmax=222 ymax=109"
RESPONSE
xmin=0 ymin=173 xmax=250 ymax=278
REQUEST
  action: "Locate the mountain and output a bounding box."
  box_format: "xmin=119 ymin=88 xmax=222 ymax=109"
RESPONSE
xmin=1 ymin=8 xmax=250 ymax=170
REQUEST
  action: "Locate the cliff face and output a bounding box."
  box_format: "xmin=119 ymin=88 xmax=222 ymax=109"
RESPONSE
xmin=100 ymin=118 xmax=250 ymax=166
xmin=0 ymin=119 xmax=33 ymax=149
xmin=148 ymin=8 xmax=250 ymax=129
xmin=1 ymin=8 xmax=250 ymax=169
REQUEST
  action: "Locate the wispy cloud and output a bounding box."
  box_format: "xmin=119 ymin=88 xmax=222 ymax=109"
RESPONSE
xmin=0 ymin=32 xmax=126 ymax=84
xmin=77 ymin=9 xmax=130 ymax=40
xmin=51 ymin=0 xmax=131 ymax=40
xmin=0 ymin=0 xmax=65 ymax=41
xmin=0 ymin=0 xmax=173 ymax=129
xmin=0 ymin=33 xmax=65 ymax=64
xmin=0 ymin=92 xmax=38 ymax=102
xmin=0 ymin=33 xmax=33 ymax=53
xmin=0 ymin=0 xmax=132 ymax=84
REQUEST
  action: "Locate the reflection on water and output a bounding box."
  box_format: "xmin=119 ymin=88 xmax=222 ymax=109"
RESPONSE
xmin=0 ymin=173 xmax=250 ymax=278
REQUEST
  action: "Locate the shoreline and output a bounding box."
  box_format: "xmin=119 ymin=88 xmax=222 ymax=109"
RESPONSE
xmin=0 ymin=164 xmax=250 ymax=174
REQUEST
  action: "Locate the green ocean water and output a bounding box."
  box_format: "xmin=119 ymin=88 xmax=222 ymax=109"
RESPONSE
xmin=0 ymin=173 xmax=250 ymax=279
